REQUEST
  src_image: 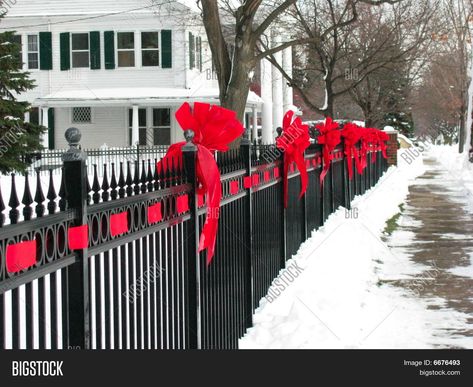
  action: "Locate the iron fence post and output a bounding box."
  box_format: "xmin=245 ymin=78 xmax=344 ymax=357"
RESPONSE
xmin=302 ymin=151 xmax=308 ymax=240
xmin=280 ymin=150 xmax=287 ymax=266
xmin=62 ymin=127 xmax=90 ymax=350
xmin=182 ymin=130 xmax=201 ymax=349
xmin=240 ymin=132 xmax=254 ymax=328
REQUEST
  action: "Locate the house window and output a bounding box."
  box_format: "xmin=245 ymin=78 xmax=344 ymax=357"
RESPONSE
xmin=128 ymin=108 xmax=147 ymax=146
xmin=71 ymin=33 xmax=89 ymax=68
xmin=152 ymin=108 xmax=171 ymax=145
xmin=189 ymin=33 xmax=202 ymax=71
xmin=27 ymin=35 xmax=39 ymax=69
xmin=29 ymin=107 xmax=40 ymax=125
xmin=117 ymin=32 xmax=135 ymax=67
xmin=72 ymin=107 xmax=92 ymax=123
xmin=141 ymin=32 xmax=159 ymax=67
xmin=10 ymin=34 xmax=22 ymax=67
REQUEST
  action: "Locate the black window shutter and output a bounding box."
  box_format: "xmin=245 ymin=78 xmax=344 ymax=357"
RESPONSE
xmin=161 ymin=30 xmax=172 ymax=69
xmin=39 ymin=32 xmax=53 ymax=70
xmin=60 ymin=32 xmax=70 ymax=71
xmin=189 ymin=32 xmax=195 ymax=69
xmin=90 ymin=31 xmax=101 ymax=70
xmin=104 ymin=31 xmax=115 ymax=69
xmin=48 ymin=108 xmax=55 ymax=150
xmin=198 ymin=37 xmax=203 ymax=72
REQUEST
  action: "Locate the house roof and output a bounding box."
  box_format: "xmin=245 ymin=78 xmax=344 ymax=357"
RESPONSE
xmin=35 ymin=87 xmax=264 ymax=107
xmin=1 ymin=0 xmax=199 ymax=18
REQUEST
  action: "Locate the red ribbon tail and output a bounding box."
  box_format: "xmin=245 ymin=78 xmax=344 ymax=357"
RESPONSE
xmin=196 ymin=146 xmax=222 ymax=265
xmin=294 ymin=152 xmax=308 ymax=199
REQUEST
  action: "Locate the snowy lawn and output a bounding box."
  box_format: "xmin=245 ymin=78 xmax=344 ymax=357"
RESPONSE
xmin=240 ymin=150 xmax=433 ymax=349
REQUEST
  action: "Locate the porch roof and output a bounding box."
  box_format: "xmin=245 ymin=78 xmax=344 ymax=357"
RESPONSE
xmin=35 ymin=87 xmax=263 ymax=108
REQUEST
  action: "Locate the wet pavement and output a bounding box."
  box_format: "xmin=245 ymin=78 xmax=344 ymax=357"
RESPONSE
xmin=385 ymin=156 xmax=473 ymax=348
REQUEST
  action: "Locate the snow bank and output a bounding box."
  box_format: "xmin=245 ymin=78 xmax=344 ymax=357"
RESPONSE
xmin=429 ymin=145 xmax=473 ymax=203
xmin=239 ymin=153 xmax=429 ymax=349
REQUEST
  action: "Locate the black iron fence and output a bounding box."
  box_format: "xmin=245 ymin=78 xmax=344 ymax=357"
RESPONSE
xmin=0 ymin=129 xmax=388 ymax=350
xmin=26 ymin=145 xmax=169 ymax=176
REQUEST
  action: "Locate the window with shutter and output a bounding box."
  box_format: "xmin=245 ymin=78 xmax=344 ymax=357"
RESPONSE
xmin=71 ymin=33 xmax=89 ymax=68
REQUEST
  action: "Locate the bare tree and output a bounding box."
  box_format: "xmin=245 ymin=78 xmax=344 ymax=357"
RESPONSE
xmin=265 ymin=0 xmax=434 ymax=123
xmin=198 ymin=0 xmax=400 ymax=121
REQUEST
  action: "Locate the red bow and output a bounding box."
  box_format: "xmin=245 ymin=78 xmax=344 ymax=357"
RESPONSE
xmin=376 ymin=130 xmax=390 ymax=159
xmin=341 ymin=123 xmax=362 ymax=179
xmin=276 ymin=111 xmax=310 ymax=208
xmin=157 ymin=102 xmax=244 ymax=264
xmin=316 ymin=117 xmax=341 ymax=185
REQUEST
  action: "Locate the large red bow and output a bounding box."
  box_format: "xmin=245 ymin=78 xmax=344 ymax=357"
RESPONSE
xmin=157 ymin=102 xmax=244 ymax=264
xmin=316 ymin=117 xmax=341 ymax=185
xmin=341 ymin=122 xmax=363 ymax=179
xmin=276 ymin=111 xmax=310 ymax=208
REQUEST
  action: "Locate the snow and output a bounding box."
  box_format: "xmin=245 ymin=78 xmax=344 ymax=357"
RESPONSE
xmin=429 ymin=145 xmax=473 ymax=203
xmin=240 ymin=145 xmax=473 ymax=349
xmin=240 ymin=151 xmax=450 ymax=349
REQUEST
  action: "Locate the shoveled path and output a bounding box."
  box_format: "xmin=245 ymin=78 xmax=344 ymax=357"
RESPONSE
xmin=385 ymin=155 xmax=473 ymax=347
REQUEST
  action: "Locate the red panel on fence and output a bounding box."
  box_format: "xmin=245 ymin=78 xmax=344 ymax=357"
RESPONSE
xmin=306 ymin=160 xmax=311 ymax=168
xmin=230 ymin=180 xmax=239 ymax=195
xmin=252 ymin=174 xmax=260 ymax=186
xmin=198 ymin=193 xmax=205 ymax=207
xmin=68 ymin=225 xmax=89 ymax=250
xmin=274 ymin=167 xmax=280 ymax=178
xmin=110 ymin=212 xmax=129 ymax=237
xmin=264 ymin=171 xmax=270 ymax=182
xmin=177 ymin=195 xmax=189 ymax=214
xmin=312 ymin=159 xmax=317 ymax=167
xmin=148 ymin=202 xmax=162 ymax=225
xmin=6 ymin=240 xmax=37 ymax=273
xmin=244 ymin=176 xmax=252 ymax=189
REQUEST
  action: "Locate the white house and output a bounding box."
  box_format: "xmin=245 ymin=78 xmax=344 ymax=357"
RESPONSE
xmin=1 ymin=0 xmax=292 ymax=149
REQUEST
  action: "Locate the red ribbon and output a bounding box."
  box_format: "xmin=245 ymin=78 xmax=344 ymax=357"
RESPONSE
xmin=341 ymin=123 xmax=362 ymax=179
xmin=157 ymin=102 xmax=243 ymax=264
xmin=316 ymin=117 xmax=341 ymax=185
xmin=110 ymin=212 xmax=129 ymax=237
xmin=148 ymin=202 xmax=163 ymax=225
xmin=276 ymin=111 xmax=310 ymax=208
xmin=6 ymin=240 xmax=37 ymax=273
xmin=68 ymin=224 xmax=89 ymax=250
xmin=376 ymin=130 xmax=390 ymax=159
xmin=230 ymin=180 xmax=239 ymax=195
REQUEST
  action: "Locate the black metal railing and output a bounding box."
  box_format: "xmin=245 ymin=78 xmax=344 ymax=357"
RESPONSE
xmin=0 ymin=129 xmax=388 ymax=350
xmin=26 ymin=145 xmax=169 ymax=176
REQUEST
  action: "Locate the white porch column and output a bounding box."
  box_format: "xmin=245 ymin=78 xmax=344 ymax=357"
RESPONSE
xmin=41 ymin=107 xmax=49 ymax=148
xmin=261 ymin=57 xmax=273 ymax=144
xmin=24 ymin=111 xmax=30 ymax=123
xmin=131 ymin=105 xmax=139 ymax=146
xmin=252 ymin=106 xmax=258 ymax=142
xmin=282 ymin=46 xmax=294 ymax=112
xmin=272 ymin=32 xmax=284 ymax=130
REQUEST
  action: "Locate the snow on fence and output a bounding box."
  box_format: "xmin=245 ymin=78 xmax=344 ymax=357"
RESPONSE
xmin=0 ymin=130 xmax=388 ymax=349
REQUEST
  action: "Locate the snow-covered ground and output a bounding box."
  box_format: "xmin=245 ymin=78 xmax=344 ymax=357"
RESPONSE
xmin=240 ymin=146 xmax=473 ymax=349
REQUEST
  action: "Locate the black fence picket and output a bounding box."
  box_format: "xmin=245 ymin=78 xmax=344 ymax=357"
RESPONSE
xmin=0 ymin=128 xmax=390 ymax=350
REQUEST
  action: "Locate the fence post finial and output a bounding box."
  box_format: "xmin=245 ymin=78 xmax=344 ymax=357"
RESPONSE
xmin=183 ymin=129 xmax=196 ymax=151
